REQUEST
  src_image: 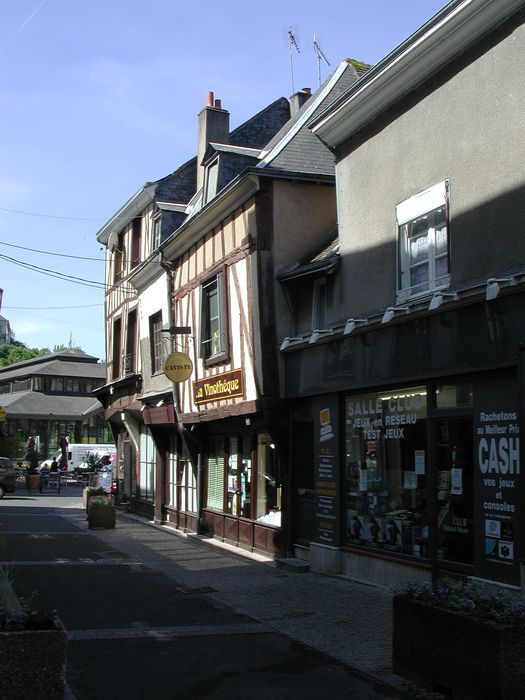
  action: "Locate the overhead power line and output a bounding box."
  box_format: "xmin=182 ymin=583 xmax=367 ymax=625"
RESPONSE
xmin=0 ymin=206 xmax=103 ymax=221
xmin=0 ymin=252 xmax=137 ymax=295
xmin=0 ymin=240 xmax=106 ymax=261
xmin=0 ymin=253 xmax=105 ymax=289
xmin=3 ymin=304 xmax=103 ymax=310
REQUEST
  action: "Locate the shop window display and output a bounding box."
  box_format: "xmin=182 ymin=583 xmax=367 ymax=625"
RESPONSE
xmin=256 ymin=433 xmax=281 ymax=526
xmin=436 ymin=417 xmax=474 ymax=565
xmin=345 ymin=387 xmax=428 ymax=558
xmin=225 ymin=437 xmax=252 ymax=517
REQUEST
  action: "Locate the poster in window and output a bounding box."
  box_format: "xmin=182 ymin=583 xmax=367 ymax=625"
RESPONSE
xmin=451 ymin=467 xmax=463 ymax=495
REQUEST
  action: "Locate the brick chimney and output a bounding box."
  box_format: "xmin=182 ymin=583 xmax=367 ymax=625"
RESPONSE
xmin=197 ymin=91 xmax=230 ymax=190
xmin=289 ymin=87 xmax=312 ymax=117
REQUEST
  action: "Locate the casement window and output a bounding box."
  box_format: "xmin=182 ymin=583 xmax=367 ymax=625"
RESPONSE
xmin=112 ymin=317 xmax=122 ymax=380
xmin=113 ymin=232 xmax=125 ymax=283
xmin=153 ymin=215 xmax=162 ymax=248
xmin=131 ymin=218 xmax=141 ymax=268
xmin=125 ymin=309 xmax=137 ymax=375
xmin=149 ymin=311 xmax=163 ymax=374
xmin=204 ymin=160 xmax=219 ymax=204
xmin=311 ymin=278 xmax=327 ymax=331
xmin=200 ymin=272 xmax=227 ymax=361
xmin=397 ymin=181 xmax=450 ymax=302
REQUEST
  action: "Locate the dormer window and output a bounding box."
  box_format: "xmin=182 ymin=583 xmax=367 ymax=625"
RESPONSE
xmin=204 ymin=159 xmax=219 ymax=204
xmin=153 ymin=215 xmax=162 ymax=248
xmin=131 ymin=217 xmax=141 ymax=268
xmin=113 ymin=232 xmax=125 ymax=283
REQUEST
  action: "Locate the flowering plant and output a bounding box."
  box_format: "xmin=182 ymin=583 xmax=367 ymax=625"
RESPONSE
xmin=1 ymin=569 xmax=59 ymax=632
xmin=89 ymin=496 xmax=113 ymax=507
xmin=400 ymin=579 xmax=525 ymax=625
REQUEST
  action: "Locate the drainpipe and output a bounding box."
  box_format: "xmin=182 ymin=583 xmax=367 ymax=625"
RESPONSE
xmin=159 ymin=252 xmax=204 ymax=533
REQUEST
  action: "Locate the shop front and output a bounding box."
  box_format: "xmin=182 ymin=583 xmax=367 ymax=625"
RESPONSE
xmin=340 ymin=375 xmax=520 ymax=587
xmin=286 ymin=294 xmax=524 ymax=589
xmin=142 ymin=403 xmax=285 ymax=557
xmin=201 ymin=424 xmax=284 ymax=556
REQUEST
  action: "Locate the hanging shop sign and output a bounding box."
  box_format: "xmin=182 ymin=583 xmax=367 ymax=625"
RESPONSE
xmin=193 ymin=369 xmax=244 ymax=405
xmin=163 ymin=352 xmax=193 ymax=383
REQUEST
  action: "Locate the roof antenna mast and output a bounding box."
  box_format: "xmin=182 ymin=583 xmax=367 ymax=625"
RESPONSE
xmin=288 ymin=27 xmax=300 ymax=94
xmin=313 ymin=34 xmax=330 ymax=87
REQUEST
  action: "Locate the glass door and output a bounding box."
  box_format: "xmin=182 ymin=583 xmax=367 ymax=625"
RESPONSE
xmin=435 ymin=417 xmax=474 ymax=566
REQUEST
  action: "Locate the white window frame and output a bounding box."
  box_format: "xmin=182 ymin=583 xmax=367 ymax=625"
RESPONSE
xmin=153 ymin=214 xmax=162 ymax=248
xmin=204 ymin=158 xmax=219 ymax=204
xmin=396 ymin=180 xmax=450 ymax=303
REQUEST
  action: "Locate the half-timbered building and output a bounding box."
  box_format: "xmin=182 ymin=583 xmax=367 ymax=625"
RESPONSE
xmin=96 ymin=60 xmax=365 ymax=555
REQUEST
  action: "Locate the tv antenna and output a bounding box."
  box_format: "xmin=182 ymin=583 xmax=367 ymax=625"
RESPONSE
xmin=313 ymin=34 xmax=330 ymax=87
xmin=288 ymin=27 xmax=301 ymax=94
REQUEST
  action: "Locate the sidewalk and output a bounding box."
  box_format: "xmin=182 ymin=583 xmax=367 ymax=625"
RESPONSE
xmin=56 ymin=501 xmax=442 ymax=699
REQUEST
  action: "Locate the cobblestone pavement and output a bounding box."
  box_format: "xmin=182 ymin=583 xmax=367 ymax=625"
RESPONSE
xmin=56 ymin=503 xmax=445 ymax=700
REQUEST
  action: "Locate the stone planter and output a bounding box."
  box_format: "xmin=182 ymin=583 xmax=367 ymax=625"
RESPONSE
xmin=0 ymin=616 xmax=67 ymax=699
xmin=392 ymin=594 xmax=525 ymax=699
xmin=88 ymin=501 xmax=116 ymax=529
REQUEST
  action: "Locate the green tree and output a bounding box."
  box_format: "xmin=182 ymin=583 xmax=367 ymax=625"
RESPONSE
xmin=0 ymin=345 xmax=49 ymax=368
xmin=0 ymin=434 xmax=24 ymax=460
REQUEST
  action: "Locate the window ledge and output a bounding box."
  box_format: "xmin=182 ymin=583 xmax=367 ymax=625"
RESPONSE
xmin=204 ymin=352 xmax=230 ymax=368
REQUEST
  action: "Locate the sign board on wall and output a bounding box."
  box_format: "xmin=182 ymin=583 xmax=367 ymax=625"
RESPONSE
xmin=193 ymin=369 xmax=244 ymax=405
xmin=312 ymin=395 xmax=340 ymax=547
xmin=474 ymin=379 xmax=520 ymax=586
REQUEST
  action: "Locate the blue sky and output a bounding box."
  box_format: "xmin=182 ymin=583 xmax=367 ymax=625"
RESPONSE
xmin=0 ymin=0 xmax=446 ymax=360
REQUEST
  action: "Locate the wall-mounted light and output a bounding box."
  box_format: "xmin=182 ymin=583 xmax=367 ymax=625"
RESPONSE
xmin=156 ymin=399 xmax=165 ymax=408
xmin=120 ymin=411 xmax=126 ymax=421
xmin=309 ymin=329 xmax=334 ymax=344
xmin=428 ymin=291 xmax=458 ymax=311
xmin=343 ymin=318 xmax=368 ymax=335
xmin=381 ymin=306 xmax=409 ymax=324
xmin=279 ymin=337 xmax=303 ymax=351
xmin=486 ymin=277 xmax=517 ymax=301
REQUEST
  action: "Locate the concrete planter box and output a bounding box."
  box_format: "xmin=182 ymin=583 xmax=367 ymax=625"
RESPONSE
xmin=393 ymin=594 xmax=525 ymax=699
xmin=88 ymin=501 xmax=116 ymax=529
xmin=0 ymin=616 xmax=67 ymax=699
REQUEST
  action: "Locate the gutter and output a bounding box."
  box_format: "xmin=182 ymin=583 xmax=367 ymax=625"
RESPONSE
xmin=312 ymin=0 xmax=525 ymax=147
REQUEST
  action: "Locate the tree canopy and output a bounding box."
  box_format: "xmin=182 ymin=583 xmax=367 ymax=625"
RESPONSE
xmin=0 ymin=341 xmax=85 ymax=368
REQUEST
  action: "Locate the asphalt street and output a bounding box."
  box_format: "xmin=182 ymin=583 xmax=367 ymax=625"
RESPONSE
xmin=0 ymin=483 xmax=442 ymax=699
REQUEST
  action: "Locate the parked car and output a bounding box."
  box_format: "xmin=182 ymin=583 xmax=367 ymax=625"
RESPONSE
xmin=0 ymin=457 xmax=16 ymax=498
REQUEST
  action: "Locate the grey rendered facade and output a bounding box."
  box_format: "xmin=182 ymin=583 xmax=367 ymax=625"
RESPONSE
xmin=281 ymin=0 xmax=525 ymax=589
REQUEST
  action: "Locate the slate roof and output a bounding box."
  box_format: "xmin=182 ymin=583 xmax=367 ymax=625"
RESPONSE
xmin=257 ymin=59 xmax=367 ymax=176
xmin=0 ymin=390 xmax=102 ymax=419
xmin=229 ymin=98 xmax=290 ymax=150
xmin=278 ymin=227 xmax=340 ymax=282
xmin=0 ymin=351 xmax=104 ymax=382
